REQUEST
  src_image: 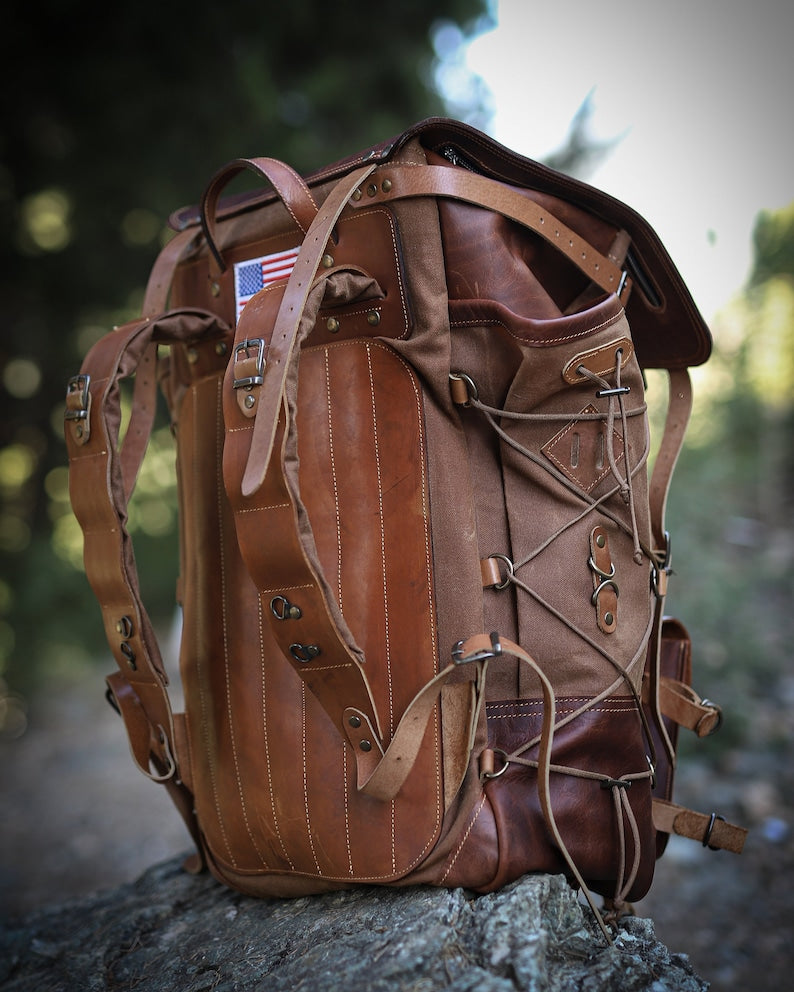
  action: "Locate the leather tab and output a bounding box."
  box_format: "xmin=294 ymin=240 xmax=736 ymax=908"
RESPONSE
xmin=563 ymin=337 xmax=634 ymax=384
xmin=589 ymin=526 xmax=618 ymax=634
xmin=652 ymin=799 xmax=747 ymax=854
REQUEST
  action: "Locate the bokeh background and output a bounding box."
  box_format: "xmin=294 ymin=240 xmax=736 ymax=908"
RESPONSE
xmin=2 ymin=2 xmax=792 ymax=990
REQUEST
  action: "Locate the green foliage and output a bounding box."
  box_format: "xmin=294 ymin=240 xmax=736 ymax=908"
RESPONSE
xmin=0 ymin=0 xmax=490 ymax=697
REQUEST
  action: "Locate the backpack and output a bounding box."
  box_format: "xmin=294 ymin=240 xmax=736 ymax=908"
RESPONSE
xmin=65 ymin=118 xmax=745 ymax=938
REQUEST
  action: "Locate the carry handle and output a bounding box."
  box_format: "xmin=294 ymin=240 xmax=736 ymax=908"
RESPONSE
xmin=199 ymin=156 xmax=319 ymax=273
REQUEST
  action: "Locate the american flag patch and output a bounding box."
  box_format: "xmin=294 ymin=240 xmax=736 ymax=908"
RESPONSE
xmin=234 ymin=247 xmax=300 ymax=322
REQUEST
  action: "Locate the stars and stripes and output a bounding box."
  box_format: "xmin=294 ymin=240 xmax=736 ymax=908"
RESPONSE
xmin=234 ymin=246 xmax=300 ymax=322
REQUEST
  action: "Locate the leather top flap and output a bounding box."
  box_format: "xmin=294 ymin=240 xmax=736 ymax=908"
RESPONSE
xmin=170 ymin=118 xmax=711 ymax=371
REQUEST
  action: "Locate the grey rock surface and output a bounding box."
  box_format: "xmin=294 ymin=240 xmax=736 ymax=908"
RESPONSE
xmin=0 ymin=859 xmax=706 ymax=992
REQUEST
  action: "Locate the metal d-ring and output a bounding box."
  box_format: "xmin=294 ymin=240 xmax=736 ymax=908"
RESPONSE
xmin=449 ymin=371 xmax=479 ymax=406
xmin=490 ymin=553 xmax=515 ymax=591
xmin=482 ymin=747 xmax=510 ymax=780
xmin=591 ymin=578 xmax=619 ymax=606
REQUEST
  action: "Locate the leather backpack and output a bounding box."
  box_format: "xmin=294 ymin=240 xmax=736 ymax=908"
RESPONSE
xmin=65 ymin=119 xmax=745 ymax=938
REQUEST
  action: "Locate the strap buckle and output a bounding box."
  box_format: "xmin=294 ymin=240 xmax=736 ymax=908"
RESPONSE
xmin=65 ymin=374 xmax=91 ymax=421
xmin=452 ymin=631 xmax=503 ymax=665
xmin=232 ymin=338 xmax=266 ymax=389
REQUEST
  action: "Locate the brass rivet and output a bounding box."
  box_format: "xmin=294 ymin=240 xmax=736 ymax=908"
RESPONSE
xmin=366 ymin=183 xmax=378 ymax=197
xmin=605 ymin=612 xmax=615 ymax=626
xmin=187 ymin=347 xmax=199 ymax=364
xmin=596 ymin=533 xmax=606 ymax=548
xmin=366 ymin=311 xmax=381 ymax=326
xmin=210 ymin=281 xmax=221 ymax=297
xmin=359 ymin=740 xmax=372 ymax=752
xmin=244 ymin=394 xmax=256 ymax=409
xmin=348 ymin=715 xmax=362 ymax=729
xmin=322 ymin=254 xmax=334 ymax=269
xmin=326 ymin=317 xmax=340 ymax=333
xmin=381 ymin=179 xmax=392 ymax=193
xmin=352 ymin=188 xmax=363 ymax=201
xmin=215 ymin=341 xmax=228 ymax=356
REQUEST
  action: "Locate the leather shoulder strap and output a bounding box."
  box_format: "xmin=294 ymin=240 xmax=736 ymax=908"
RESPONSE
xmin=65 ymin=308 xmax=229 ymax=847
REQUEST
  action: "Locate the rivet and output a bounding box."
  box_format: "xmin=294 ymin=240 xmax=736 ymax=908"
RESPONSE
xmin=348 ymin=715 xmax=362 ymax=729
xmin=210 ymin=281 xmax=221 ymax=297
xmin=244 ymin=394 xmax=256 ymax=409
xmin=215 ymin=341 xmax=228 ymax=356
xmin=381 ymin=179 xmax=392 ymax=193
xmin=322 ymin=254 xmax=334 ymax=269
xmin=187 ymin=347 xmax=199 ymax=364
xmin=366 ymin=311 xmax=381 ymax=326
xmin=605 ymin=612 xmax=615 ymax=626
xmin=359 ymin=740 xmax=372 ymax=752
xmin=352 ymin=188 xmax=363 ymax=202
xmin=596 ymin=533 xmax=606 ymax=548
xmin=326 ymin=317 xmax=340 ymax=333
xmin=366 ymin=183 xmax=378 ymax=197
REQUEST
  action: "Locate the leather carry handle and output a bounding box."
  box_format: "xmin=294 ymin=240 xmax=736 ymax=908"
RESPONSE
xmin=200 ymin=156 xmax=320 ymax=273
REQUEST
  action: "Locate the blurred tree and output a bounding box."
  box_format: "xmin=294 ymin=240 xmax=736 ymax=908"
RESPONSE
xmin=661 ymin=200 xmax=794 ymax=753
xmin=0 ymin=0 xmax=491 ymax=699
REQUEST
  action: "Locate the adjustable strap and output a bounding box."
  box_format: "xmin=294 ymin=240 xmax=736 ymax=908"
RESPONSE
xmin=652 ymin=799 xmax=747 ymax=854
xmin=644 ymin=368 xmax=694 ymax=768
xmin=347 ymin=164 xmax=632 ymax=303
xmin=65 ymin=307 xmax=229 ymax=849
xmin=240 ymin=162 xmax=377 ymax=497
xmin=646 ymin=675 xmax=723 ymax=738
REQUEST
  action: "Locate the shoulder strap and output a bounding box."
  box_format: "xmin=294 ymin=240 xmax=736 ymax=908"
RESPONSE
xmin=65 ymin=307 xmax=229 ymax=851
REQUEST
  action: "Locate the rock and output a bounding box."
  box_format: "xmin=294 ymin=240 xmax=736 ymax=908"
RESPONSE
xmin=0 ymin=860 xmax=706 ymax=991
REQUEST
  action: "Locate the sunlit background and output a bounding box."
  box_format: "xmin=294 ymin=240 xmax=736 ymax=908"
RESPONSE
xmin=1 ymin=2 xmax=792 ymax=987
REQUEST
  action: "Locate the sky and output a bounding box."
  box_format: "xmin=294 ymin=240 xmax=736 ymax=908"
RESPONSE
xmin=452 ymin=0 xmax=794 ymax=323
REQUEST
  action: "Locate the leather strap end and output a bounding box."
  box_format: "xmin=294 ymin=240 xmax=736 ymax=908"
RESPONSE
xmin=652 ymin=798 xmax=747 ymax=854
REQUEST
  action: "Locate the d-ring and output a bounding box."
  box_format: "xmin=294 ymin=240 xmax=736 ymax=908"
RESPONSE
xmin=489 ymin=553 xmax=514 ymax=591
xmin=481 ymin=747 xmax=510 ymax=780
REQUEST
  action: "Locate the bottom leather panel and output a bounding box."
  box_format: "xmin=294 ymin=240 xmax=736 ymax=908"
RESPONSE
xmin=441 ymin=696 xmax=657 ymax=901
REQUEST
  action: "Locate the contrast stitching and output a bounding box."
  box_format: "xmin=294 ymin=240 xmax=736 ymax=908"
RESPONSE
xmin=217 ymin=377 xmax=267 ymax=867
xmin=441 ymin=794 xmax=488 ymax=884
xmin=324 ymin=349 xmax=344 ymax=611
xmin=259 ymin=595 xmax=293 ymax=869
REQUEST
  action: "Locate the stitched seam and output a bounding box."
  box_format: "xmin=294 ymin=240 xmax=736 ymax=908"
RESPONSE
xmin=259 ymin=595 xmax=293 ymax=869
xmin=217 ymin=379 xmax=267 ymax=867
xmin=301 ymin=682 xmax=322 ymax=874
xmin=325 ymin=349 xmax=344 ymax=611
xmin=448 ymin=309 xmax=624 ymax=345
xmin=440 ymin=794 xmax=488 ymax=884
xmin=366 ymin=342 xmax=393 ymax=735
xmin=236 ymin=503 xmax=290 ymax=513
xmin=197 ymin=382 xmax=234 ymax=866
xmin=343 ymin=743 xmax=353 ymax=876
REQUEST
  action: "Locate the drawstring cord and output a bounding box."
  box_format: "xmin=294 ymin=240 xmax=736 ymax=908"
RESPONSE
xmin=461 ymin=347 xmax=654 ymax=929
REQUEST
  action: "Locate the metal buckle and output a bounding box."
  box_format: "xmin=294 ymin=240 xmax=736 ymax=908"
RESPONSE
xmin=65 ymin=374 xmax=91 ymax=420
xmin=452 ymin=631 xmax=503 ymax=665
xmin=232 ymin=338 xmax=266 ymax=389
xmin=702 ymin=812 xmax=726 ymax=850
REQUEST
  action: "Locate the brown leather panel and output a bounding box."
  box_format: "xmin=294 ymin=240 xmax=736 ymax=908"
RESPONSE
xmin=181 ymin=337 xmax=444 ymax=883
xmin=479 ymin=697 xmax=656 ymax=901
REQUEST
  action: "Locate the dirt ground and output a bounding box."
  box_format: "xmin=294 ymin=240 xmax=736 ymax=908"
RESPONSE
xmin=1 ymin=666 xmax=792 ymax=992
